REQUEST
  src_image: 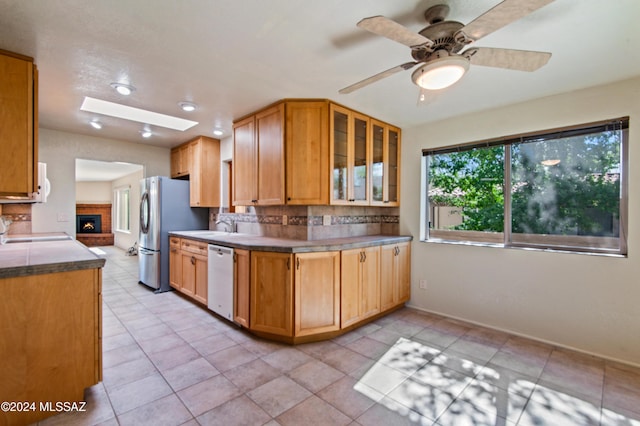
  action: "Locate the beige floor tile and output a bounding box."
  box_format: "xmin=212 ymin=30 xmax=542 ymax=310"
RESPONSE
xmin=108 ymin=373 xmax=174 ymax=415
xmin=177 ymin=375 xmax=242 ymax=417
xmin=102 ymin=356 xmax=158 ymax=390
xmin=162 ymin=357 xmax=220 ymax=392
xmin=247 ymin=376 xmax=312 ymax=417
xmin=287 ymin=359 xmax=345 ymax=393
xmin=147 ymin=342 xmax=202 ymax=371
xmin=189 ymin=331 xmax=238 ymax=356
xmin=356 ymin=397 xmax=434 ymax=426
xmin=262 ymin=346 xmax=314 ymax=372
xmin=317 ymin=375 xmax=378 ymax=419
xmin=276 ymin=395 xmax=352 ymax=425
xmin=222 ymin=358 xmax=282 ymax=393
xmin=117 ymin=393 xmax=193 ymax=426
xmin=204 ymin=344 xmax=258 ymax=372
xmin=347 ymin=336 xmax=393 ymax=360
xmin=196 ymin=395 xmax=271 ymax=426
xmin=323 ymin=346 xmax=372 ymax=374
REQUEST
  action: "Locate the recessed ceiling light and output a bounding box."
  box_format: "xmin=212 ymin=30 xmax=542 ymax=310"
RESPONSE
xmin=179 ymin=101 xmax=197 ymax=112
xmin=140 ymin=129 xmax=152 ymax=138
xmin=110 ymin=82 xmax=136 ymax=96
xmin=89 ymin=120 xmax=102 ymax=129
xmin=213 ymin=128 xmax=224 ymax=136
xmin=80 ymin=97 xmax=199 ymax=131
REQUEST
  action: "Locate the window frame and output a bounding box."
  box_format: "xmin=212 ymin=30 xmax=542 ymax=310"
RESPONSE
xmin=113 ymin=185 xmax=131 ymax=233
xmin=421 ymin=118 xmax=629 ymax=256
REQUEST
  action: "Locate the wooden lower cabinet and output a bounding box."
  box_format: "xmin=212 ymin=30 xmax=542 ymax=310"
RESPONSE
xmin=380 ymin=242 xmax=411 ymax=311
xmin=341 ymin=246 xmax=380 ymax=328
xmin=0 ymin=268 xmax=102 ymax=425
xmin=294 ymin=251 xmax=341 ymax=337
xmin=234 ymin=248 xmax=250 ymax=327
xmin=170 ymin=238 xmax=208 ymax=305
xmin=250 ymin=251 xmax=293 ymax=336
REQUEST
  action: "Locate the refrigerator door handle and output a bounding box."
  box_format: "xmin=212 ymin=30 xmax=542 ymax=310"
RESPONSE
xmin=140 ymin=191 xmax=150 ymax=234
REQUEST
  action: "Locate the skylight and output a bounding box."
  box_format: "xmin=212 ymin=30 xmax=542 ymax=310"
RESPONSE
xmin=80 ymin=97 xmax=198 ymax=131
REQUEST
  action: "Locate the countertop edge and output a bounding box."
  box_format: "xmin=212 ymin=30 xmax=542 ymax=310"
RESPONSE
xmin=0 ymin=258 xmax=106 ymax=279
xmin=168 ymin=232 xmax=413 ymax=253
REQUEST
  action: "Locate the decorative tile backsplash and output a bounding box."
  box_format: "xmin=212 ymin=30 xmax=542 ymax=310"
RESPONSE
xmin=211 ymin=205 xmax=400 ymax=240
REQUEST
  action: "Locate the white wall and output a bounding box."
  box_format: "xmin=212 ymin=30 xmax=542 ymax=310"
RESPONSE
xmin=76 ymin=181 xmax=112 ymax=203
xmin=112 ymin=169 xmax=143 ymax=250
xmin=401 ymin=76 xmax=640 ymax=366
xmin=32 ymin=128 xmax=170 ymax=236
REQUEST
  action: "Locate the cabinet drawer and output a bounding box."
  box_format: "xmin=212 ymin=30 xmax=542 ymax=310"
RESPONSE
xmin=170 ymin=237 xmax=181 ymax=248
xmin=181 ymin=239 xmax=207 ymax=256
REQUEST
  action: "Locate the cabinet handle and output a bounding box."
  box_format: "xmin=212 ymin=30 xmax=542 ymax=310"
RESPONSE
xmin=359 ymin=252 xmax=363 ymax=263
xmin=296 ymin=257 xmax=300 ymax=270
xmin=191 ymin=256 xmax=196 ymax=265
xmin=287 ymin=257 xmax=290 ymax=270
xmin=363 ymin=252 xmax=367 ymax=262
xmin=233 ymin=253 xmax=237 ymax=263
xmin=251 ymin=199 xmax=258 ymax=203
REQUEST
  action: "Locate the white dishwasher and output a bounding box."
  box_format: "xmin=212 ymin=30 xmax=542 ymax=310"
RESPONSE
xmin=207 ymin=244 xmax=234 ymax=321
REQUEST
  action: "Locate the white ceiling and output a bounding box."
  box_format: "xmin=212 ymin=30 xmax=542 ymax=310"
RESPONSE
xmin=1 ymin=0 xmax=639 ymax=149
xmin=75 ymin=159 xmax=143 ymax=182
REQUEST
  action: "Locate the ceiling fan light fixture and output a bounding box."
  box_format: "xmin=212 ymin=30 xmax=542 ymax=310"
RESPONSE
xmin=411 ymin=55 xmax=470 ymax=90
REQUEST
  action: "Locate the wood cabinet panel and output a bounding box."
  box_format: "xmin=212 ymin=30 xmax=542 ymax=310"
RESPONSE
xmin=0 ymin=268 xmax=101 ymax=425
xmin=233 ymin=115 xmax=257 ymax=205
xmin=234 ymin=248 xmax=250 ymax=327
xmin=341 ymin=246 xmax=380 ymax=328
xmin=170 ymin=136 xmax=220 ymax=207
xmin=286 ymin=101 xmax=329 ymax=204
xmin=169 ymin=237 xmax=182 ymax=290
xmin=370 ymin=120 xmax=401 ymax=206
xmin=250 ymin=251 xmax=293 ymax=336
xmin=256 ymin=104 xmax=285 ymax=205
xmin=294 ymin=251 xmax=340 ymax=336
xmin=380 ymin=242 xmax=411 ymax=311
xmin=0 ymin=49 xmax=37 ymax=196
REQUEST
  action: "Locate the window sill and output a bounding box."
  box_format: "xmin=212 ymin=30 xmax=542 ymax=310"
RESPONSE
xmin=420 ymin=238 xmax=626 ymax=258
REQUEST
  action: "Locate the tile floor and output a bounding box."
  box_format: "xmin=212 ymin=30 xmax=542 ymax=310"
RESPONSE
xmin=38 ymin=245 xmax=640 ymax=426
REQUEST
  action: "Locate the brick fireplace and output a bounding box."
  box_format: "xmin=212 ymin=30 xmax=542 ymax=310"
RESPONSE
xmin=75 ymin=204 xmax=114 ymax=246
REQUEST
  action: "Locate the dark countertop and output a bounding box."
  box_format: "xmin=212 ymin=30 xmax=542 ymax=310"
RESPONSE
xmin=0 ymin=233 xmax=106 ymax=279
xmin=169 ymin=231 xmax=412 ymax=253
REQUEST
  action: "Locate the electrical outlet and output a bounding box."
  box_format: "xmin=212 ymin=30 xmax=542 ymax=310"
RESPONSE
xmin=323 ymin=215 xmax=331 ymax=226
xmin=419 ymin=279 xmax=428 ymax=290
xmin=282 ymin=215 xmax=288 ymax=226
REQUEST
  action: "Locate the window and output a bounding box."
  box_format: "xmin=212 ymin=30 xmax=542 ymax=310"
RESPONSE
xmin=422 ymin=118 xmax=628 ymax=255
xmin=114 ymin=186 xmax=131 ymax=232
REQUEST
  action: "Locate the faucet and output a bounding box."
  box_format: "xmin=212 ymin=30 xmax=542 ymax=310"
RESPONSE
xmin=215 ymin=218 xmax=235 ymax=233
xmin=0 ymin=216 xmax=12 ymax=245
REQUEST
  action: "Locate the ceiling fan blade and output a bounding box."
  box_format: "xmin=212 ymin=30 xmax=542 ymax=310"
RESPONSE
xmin=357 ymin=16 xmax=434 ymax=48
xmin=466 ymin=47 xmax=551 ymax=71
xmin=459 ymin=0 xmax=555 ymax=42
xmin=339 ymin=62 xmax=418 ymax=94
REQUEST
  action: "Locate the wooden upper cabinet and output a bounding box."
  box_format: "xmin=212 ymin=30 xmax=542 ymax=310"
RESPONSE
xmin=0 ymin=49 xmax=38 ymax=196
xmin=285 ymin=101 xmax=329 ymax=205
xmin=370 ymin=120 xmax=401 ymax=206
xmin=232 ymin=99 xmax=400 ymax=207
xmin=330 ymin=104 xmax=370 ymax=206
xmin=233 ymin=103 xmax=284 ymax=205
xmin=170 ymin=136 xmax=220 ymax=207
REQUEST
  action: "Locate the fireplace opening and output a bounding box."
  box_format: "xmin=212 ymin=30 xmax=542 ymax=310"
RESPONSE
xmin=77 ymin=214 xmax=102 ymax=234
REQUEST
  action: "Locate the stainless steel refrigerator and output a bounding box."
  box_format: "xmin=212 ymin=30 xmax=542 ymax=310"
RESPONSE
xmin=138 ymin=176 xmax=208 ymax=292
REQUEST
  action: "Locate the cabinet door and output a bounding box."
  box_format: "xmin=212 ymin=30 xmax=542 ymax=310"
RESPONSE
xmin=193 ymin=254 xmax=208 ymax=305
xmin=234 ymin=249 xmax=250 ymax=328
xmin=380 ymin=243 xmax=411 ymax=311
xmin=189 ymin=136 xmax=221 ymax=207
xmin=233 ymin=115 xmax=257 ymax=205
xmin=250 ymin=251 xmax=293 ymax=336
xmin=170 ymin=148 xmax=181 ymax=178
xmin=360 ymin=246 xmax=381 ymax=319
xmin=370 ymin=120 xmax=401 ymax=206
xmin=340 ymin=248 xmax=361 ymax=328
xmin=341 ymin=246 xmax=380 ymax=328
xmin=169 ymin=238 xmax=182 ymax=290
xmin=330 ymin=104 xmax=370 ymax=205
xmin=256 ymin=104 xmax=285 ymax=205
xmin=294 ymin=251 xmax=340 ymax=337
xmin=0 ymin=51 xmax=37 ymax=196
xmin=180 ymin=253 xmax=197 ymax=297
xmin=285 ymin=101 xmax=329 ymax=205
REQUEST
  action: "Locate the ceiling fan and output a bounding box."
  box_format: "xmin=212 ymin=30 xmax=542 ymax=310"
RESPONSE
xmin=339 ymin=0 xmax=555 ymax=95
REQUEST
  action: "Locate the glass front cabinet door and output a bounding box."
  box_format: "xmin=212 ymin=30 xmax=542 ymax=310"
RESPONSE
xmin=330 ymin=104 xmax=370 ymax=205
xmin=370 ymin=120 xmax=400 ymax=206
